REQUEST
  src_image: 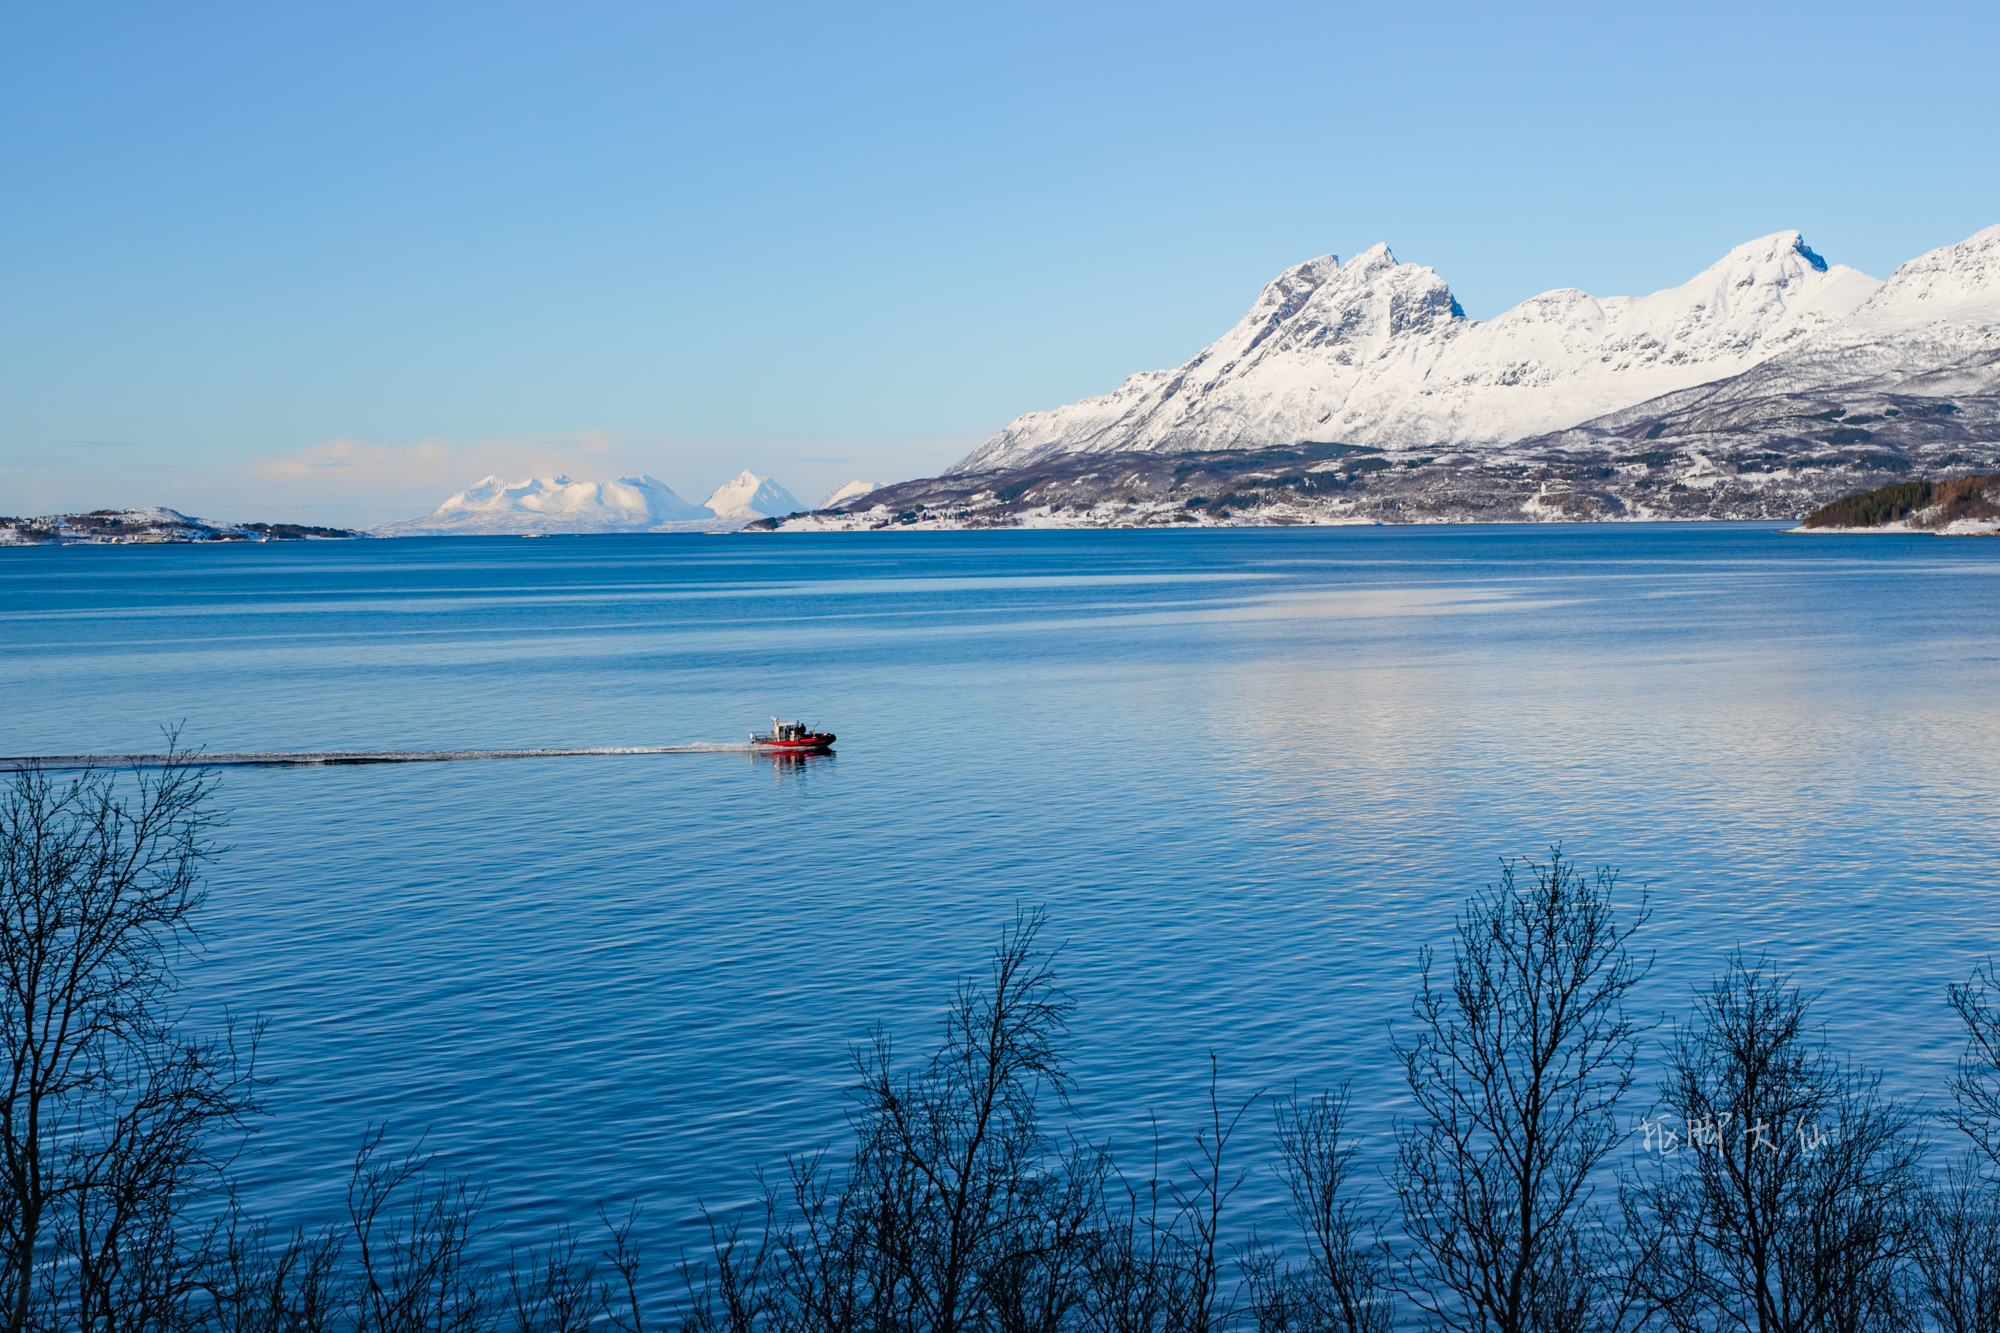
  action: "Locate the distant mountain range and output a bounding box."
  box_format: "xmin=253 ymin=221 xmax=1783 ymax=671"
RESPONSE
xmin=372 ymin=471 xmax=877 ymax=536
xmin=769 ymin=224 xmax=2000 ymax=529
xmin=5 ymin=475 xmax=886 ymax=545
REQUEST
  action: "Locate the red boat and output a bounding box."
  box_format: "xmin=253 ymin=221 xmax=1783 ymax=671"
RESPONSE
xmin=750 ymin=717 xmax=836 ymax=751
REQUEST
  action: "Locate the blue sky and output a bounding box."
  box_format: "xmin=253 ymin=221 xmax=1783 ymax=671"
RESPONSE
xmin=4 ymin=0 xmax=1997 ymax=523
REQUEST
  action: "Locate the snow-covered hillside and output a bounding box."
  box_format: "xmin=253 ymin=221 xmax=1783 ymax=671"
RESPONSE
xmin=953 ymin=232 xmax=1884 ymax=472
xmin=704 ymin=471 xmax=803 ymax=519
xmin=375 ymin=475 xmax=718 ymax=536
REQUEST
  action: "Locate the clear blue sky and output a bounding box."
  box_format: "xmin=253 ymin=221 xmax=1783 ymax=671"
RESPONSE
xmin=4 ymin=0 xmax=1997 ymax=523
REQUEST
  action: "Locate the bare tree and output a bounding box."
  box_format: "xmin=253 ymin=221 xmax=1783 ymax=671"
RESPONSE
xmin=1392 ymin=848 xmax=1653 ymax=1333
xmin=62 ymin=1021 xmax=263 ymax=1333
xmin=1625 ymin=957 xmax=1923 ymax=1333
xmin=843 ymin=907 xmax=1084 ymax=1333
xmin=0 ymin=751 xmax=260 ymax=1333
xmin=0 ymin=749 xmax=650 ymax=1333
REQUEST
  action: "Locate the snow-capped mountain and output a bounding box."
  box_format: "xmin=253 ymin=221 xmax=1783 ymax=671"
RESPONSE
xmin=762 ymin=225 xmax=2000 ymax=532
xmin=822 ymin=480 xmax=880 ymax=508
xmin=952 ymin=231 xmax=1883 ymax=473
xmin=704 ymin=471 xmax=803 ymax=519
xmin=374 ymin=474 xmax=715 ymax=536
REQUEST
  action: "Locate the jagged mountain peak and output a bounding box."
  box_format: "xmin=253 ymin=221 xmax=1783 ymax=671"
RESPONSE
xmin=1708 ymin=229 xmax=1827 ymax=271
xmin=1343 ymin=242 xmax=1398 ymax=274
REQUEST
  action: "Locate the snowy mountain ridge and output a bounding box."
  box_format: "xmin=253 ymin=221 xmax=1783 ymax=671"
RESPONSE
xmin=952 ymin=229 xmax=1923 ymax=473
xmin=1533 ymin=224 xmax=2000 ymax=439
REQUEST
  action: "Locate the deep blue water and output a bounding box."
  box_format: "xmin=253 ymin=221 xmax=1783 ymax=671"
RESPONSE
xmin=4 ymin=525 xmax=1999 ymax=1254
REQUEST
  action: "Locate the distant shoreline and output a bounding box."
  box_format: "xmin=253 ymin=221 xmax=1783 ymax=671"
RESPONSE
xmin=1 ymin=508 xmax=363 ymax=546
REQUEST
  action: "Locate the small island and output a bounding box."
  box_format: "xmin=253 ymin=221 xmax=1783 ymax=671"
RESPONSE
xmin=0 ymin=508 xmax=363 ymax=546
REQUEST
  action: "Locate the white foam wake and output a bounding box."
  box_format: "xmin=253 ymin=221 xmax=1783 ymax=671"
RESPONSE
xmin=0 ymin=743 xmax=805 ymax=771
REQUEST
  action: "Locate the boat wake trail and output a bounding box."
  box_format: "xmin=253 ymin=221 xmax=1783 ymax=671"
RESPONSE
xmin=0 ymin=744 xmax=776 ymax=772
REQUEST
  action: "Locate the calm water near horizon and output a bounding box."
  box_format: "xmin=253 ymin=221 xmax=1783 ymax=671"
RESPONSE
xmin=4 ymin=525 xmax=1999 ymax=1254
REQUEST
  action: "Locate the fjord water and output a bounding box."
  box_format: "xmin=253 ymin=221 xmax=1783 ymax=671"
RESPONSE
xmin=4 ymin=527 xmax=1999 ymax=1247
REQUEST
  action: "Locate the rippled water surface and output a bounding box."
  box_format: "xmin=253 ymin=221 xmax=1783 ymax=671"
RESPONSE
xmin=4 ymin=526 xmax=1999 ymax=1246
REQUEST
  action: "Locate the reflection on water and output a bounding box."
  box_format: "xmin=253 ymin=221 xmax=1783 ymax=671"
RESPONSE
xmin=1 ymin=525 xmax=1997 ymax=1250
xmin=752 ymin=750 xmax=836 ymax=788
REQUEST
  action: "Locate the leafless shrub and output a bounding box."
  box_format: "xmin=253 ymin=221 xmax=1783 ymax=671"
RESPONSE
xmin=1946 ymin=962 xmax=2000 ymax=1172
xmin=1912 ymin=1157 xmax=2000 ymax=1333
xmin=599 ymin=1206 xmax=652 ymax=1333
xmin=505 ymin=1225 xmax=596 ymax=1333
xmin=1246 ymin=1087 xmax=1390 ymax=1333
xmin=345 ymin=1131 xmax=491 ymax=1333
xmin=678 ymin=1202 xmax=771 ymax=1333
xmin=1080 ymin=1134 xmax=1186 ymax=1333
xmin=194 ymin=1208 xmax=345 ymax=1333
xmin=1158 ymin=1063 xmax=1255 ymax=1333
